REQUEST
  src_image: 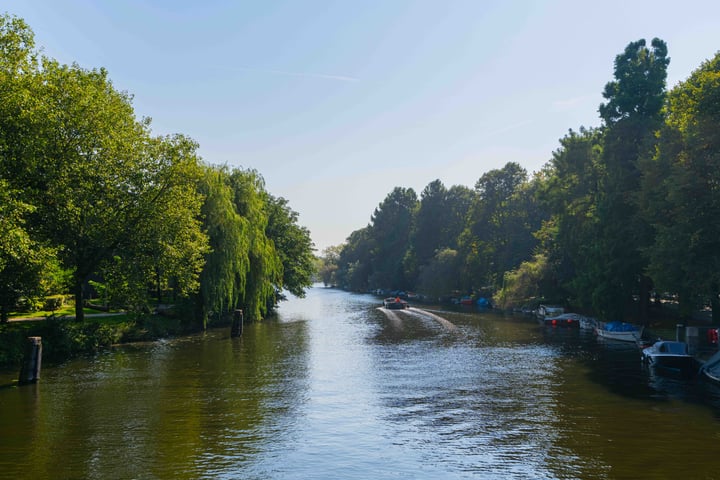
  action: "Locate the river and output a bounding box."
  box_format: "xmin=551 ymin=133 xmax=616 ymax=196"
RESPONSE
xmin=2 ymin=286 xmax=720 ymax=479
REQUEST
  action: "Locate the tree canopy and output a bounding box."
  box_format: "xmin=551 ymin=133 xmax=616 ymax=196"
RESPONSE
xmin=0 ymin=14 xmax=314 ymax=326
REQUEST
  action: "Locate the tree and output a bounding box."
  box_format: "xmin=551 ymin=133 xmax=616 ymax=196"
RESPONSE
xmin=409 ymin=180 xmax=448 ymax=268
xmin=264 ymin=193 xmax=315 ymax=299
xmin=335 ymin=227 xmax=373 ymax=291
xmin=318 ymin=245 xmax=342 ymax=286
xmin=591 ymin=38 xmax=669 ymax=321
xmin=368 ymin=187 xmax=418 ymax=289
xmin=97 ymin=134 xmax=209 ymax=311
xmin=536 ymin=127 xmax=603 ymax=310
xmin=641 ymin=52 xmax=720 ymax=320
xmin=460 ymin=162 xmax=534 ymax=290
xmin=228 ymin=169 xmax=283 ymax=322
xmin=195 ymin=166 xmax=248 ymax=328
xmin=416 ymin=248 xmax=462 ymax=300
xmin=0 ymin=181 xmax=56 ymax=322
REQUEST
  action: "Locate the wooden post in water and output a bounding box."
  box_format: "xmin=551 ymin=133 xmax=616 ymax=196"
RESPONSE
xmin=676 ymin=324 xmax=685 ymax=342
xmin=19 ymin=336 xmax=42 ymax=385
xmin=231 ymin=309 xmax=244 ymax=337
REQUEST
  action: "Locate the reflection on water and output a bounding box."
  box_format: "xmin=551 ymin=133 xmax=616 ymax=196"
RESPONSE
xmin=2 ymin=286 xmax=720 ymax=478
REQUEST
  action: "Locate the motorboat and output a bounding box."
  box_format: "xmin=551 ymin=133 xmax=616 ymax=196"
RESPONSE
xmin=383 ymin=297 xmax=409 ymax=310
xmin=642 ymin=340 xmax=694 ymax=373
xmin=536 ymin=304 xmax=564 ymax=319
xmin=596 ymin=321 xmax=643 ymax=342
xmin=700 ymin=349 xmax=720 ymax=383
xmin=579 ymin=316 xmax=598 ymax=331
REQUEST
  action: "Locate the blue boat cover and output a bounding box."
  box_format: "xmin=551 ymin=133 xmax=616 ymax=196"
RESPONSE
xmin=604 ymin=321 xmax=637 ymax=332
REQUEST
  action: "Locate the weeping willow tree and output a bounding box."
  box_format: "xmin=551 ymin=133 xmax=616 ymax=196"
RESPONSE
xmin=194 ymin=166 xmax=283 ymax=327
xmin=195 ymin=166 xmax=250 ymax=329
xmin=229 ymin=168 xmax=283 ymax=322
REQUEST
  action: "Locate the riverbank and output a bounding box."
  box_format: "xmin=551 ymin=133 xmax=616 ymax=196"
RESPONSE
xmin=0 ymin=313 xmax=220 ymax=371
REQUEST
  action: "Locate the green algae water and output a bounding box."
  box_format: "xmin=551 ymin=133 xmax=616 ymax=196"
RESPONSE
xmin=1 ymin=286 xmax=720 ymax=479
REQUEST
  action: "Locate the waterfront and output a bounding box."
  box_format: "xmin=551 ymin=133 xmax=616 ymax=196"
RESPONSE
xmin=2 ymin=286 xmax=720 ymax=479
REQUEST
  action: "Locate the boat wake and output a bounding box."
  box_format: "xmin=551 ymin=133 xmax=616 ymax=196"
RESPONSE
xmin=377 ymin=307 xmax=403 ymax=330
xmin=406 ymin=307 xmax=458 ymax=332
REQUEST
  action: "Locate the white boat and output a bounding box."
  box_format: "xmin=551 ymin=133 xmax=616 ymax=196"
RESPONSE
xmin=579 ymin=316 xmax=598 ymax=331
xmin=642 ymin=340 xmax=694 ymax=372
xmin=700 ymin=349 xmax=720 ymax=383
xmin=595 ymin=321 xmax=643 ymax=342
xmin=536 ymin=304 xmax=564 ymax=319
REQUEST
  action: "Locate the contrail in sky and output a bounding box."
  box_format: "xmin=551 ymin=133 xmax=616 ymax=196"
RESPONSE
xmin=234 ymin=66 xmax=360 ymax=82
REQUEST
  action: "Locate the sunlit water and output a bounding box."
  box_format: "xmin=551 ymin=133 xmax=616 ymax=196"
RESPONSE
xmin=2 ymin=286 xmax=720 ymax=479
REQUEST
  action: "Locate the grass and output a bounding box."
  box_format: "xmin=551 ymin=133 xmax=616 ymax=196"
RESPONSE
xmin=8 ymin=305 xmax=117 ymax=319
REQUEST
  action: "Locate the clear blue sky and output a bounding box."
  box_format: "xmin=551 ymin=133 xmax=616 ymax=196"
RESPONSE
xmin=6 ymin=1 xmax=720 ymax=252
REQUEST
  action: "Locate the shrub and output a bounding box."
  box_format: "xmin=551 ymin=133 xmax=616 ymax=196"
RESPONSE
xmin=43 ymin=295 xmax=65 ymax=311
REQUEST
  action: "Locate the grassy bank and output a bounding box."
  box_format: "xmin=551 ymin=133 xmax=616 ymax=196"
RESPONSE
xmin=0 ymin=313 xmax=212 ymax=370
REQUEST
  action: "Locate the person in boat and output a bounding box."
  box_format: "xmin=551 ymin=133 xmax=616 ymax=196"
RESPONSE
xmin=395 ymin=297 xmax=401 ymax=303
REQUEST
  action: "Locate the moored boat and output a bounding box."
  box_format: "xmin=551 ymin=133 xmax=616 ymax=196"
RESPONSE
xmin=459 ymin=295 xmax=474 ymax=305
xmin=539 ymin=312 xmax=582 ymax=327
xmin=579 ymin=316 xmax=598 ymax=331
xmin=595 ymin=321 xmax=643 ymax=342
xmin=536 ymin=304 xmax=564 ymax=319
xmin=699 ymin=348 xmax=720 ymax=383
xmin=642 ymin=340 xmax=694 ymax=373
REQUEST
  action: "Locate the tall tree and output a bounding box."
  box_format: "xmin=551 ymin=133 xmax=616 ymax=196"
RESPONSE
xmin=460 ymin=162 xmax=531 ymax=290
xmin=264 ymin=193 xmax=315 ymax=299
xmin=537 ymin=127 xmax=604 ymax=309
xmin=641 ymin=52 xmax=720 ymax=320
xmin=335 ymin=227 xmax=373 ymax=291
xmin=195 ymin=166 xmax=248 ymax=329
xmin=229 ymin=169 xmax=283 ymax=322
xmin=592 ymin=38 xmax=669 ymax=321
xmin=0 ymin=181 xmax=56 ymax=322
xmin=368 ymin=187 xmax=417 ymax=290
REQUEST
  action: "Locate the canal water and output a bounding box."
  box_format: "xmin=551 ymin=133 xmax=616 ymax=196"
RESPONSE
xmin=2 ymin=286 xmax=720 ymax=479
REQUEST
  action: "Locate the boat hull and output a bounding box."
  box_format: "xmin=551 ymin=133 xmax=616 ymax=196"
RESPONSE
xmin=645 ymin=355 xmax=694 ymax=371
xmin=539 ymin=313 xmax=582 ymax=328
xmin=383 ymin=298 xmax=409 ymax=309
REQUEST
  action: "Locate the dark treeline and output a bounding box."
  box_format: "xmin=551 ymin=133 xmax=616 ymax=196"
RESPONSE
xmin=0 ymin=15 xmax=315 ymax=326
xmin=319 ymin=38 xmax=720 ymax=324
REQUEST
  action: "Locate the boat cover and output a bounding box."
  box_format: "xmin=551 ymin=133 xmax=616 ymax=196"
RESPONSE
xmin=604 ymin=321 xmax=638 ymax=332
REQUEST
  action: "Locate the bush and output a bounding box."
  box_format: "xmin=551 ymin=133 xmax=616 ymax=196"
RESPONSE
xmin=43 ymin=295 xmax=65 ymax=311
xmin=16 ymin=297 xmax=43 ymax=313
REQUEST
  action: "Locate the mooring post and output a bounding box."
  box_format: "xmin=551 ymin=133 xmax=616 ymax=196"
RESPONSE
xmin=676 ymin=324 xmax=685 ymax=342
xmin=231 ymin=309 xmax=244 ymax=337
xmin=19 ymin=336 xmax=42 ymax=385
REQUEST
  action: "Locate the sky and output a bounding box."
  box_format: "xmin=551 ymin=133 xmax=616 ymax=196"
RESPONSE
xmin=5 ymin=1 xmax=720 ymax=252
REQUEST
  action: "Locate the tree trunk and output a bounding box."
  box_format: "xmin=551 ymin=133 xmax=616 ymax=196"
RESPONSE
xmin=639 ymin=275 xmax=652 ymax=326
xmin=155 ymin=266 xmax=162 ymax=306
xmin=712 ymin=285 xmax=720 ymax=325
xmin=677 ymin=291 xmax=693 ymax=322
xmin=74 ymin=280 xmax=85 ymax=322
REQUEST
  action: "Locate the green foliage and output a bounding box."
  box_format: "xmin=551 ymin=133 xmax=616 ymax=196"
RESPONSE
xmin=641 ymin=52 xmax=720 ymax=319
xmin=0 ymin=179 xmax=57 ymax=322
xmin=42 ymin=295 xmax=65 ymax=312
xmin=368 ymin=187 xmax=417 ymax=289
xmin=495 ymin=254 xmax=553 ymax=310
xmin=417 ymin=248 xmax=461 ymax=299
xmin=264 ymin=194 xmax=315 ymax=298
xmin=0 ymin=14 xmax=310 ymax=332
xmin=459 ymin=162 xmax=539 ymax=290
xmin=318 ymin=246 xmax=342 ymax=286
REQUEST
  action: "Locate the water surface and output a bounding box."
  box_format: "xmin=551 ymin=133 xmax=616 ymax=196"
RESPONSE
xmin=2 ymin=286 xmax=720 ymax=479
